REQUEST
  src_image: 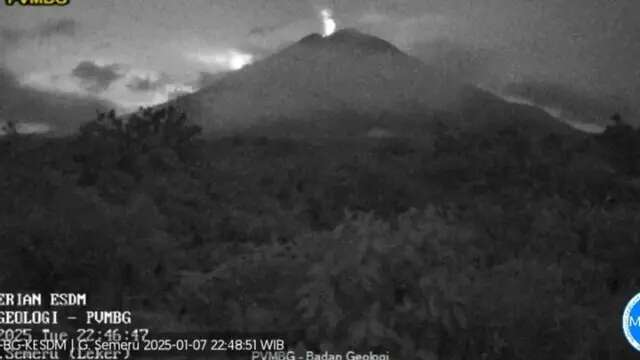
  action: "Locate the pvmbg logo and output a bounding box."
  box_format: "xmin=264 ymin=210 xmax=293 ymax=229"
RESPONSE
xmin=623 ymin=293 xmax=640 ymax=351
xmin=5 ymin=0 xmax=69 ymax=6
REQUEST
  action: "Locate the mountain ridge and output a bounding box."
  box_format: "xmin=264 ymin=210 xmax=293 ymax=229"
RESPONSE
xmin=173 ymin=29 xmax=573 ymax=137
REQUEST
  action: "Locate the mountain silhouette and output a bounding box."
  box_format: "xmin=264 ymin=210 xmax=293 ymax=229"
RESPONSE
xmin=174 ymin=29 xmax=572 ymax=137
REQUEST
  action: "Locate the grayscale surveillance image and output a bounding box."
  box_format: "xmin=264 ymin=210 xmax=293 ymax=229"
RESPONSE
xmin=1 ymin=0 xmax=640 ymax=359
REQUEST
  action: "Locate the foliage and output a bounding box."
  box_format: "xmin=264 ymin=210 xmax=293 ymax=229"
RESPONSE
xmin=74 ymin=106 xmax=201 ymax=187
xmin=1 ymin=110 xmax=640 ymax=359
xmin=596 ymin=118 xmax=640 ymax=175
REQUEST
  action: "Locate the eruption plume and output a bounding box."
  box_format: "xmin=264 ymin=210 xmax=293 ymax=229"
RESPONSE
xmin=321 ymin=9 xmax=336 ymax=37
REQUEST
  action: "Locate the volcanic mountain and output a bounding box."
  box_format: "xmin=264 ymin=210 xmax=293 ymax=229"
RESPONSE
xmin=174 ymin=29 xmax=572 ymax=137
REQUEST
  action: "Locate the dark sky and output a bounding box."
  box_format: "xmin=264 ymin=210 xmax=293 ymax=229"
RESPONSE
xmin=1 ymin=0 xmax=638 ymax=114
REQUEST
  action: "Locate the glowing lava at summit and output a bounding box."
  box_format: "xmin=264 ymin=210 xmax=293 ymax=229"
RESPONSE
xmin=321 ymin=9 xmax=336 ymax=37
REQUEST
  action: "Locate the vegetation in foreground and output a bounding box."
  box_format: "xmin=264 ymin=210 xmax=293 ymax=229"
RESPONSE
xmin=1 ymin=108 xmax=640 ymax=359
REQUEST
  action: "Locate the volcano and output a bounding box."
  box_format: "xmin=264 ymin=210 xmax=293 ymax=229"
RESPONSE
xmin=174 ymin=29 xmax=572 ymax=137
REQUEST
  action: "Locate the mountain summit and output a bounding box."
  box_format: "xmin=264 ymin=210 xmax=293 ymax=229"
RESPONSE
xmin=298 ymin=28 xmax=402 ymax=55
xmin=175 ymin=30 xmax=570 ymax=136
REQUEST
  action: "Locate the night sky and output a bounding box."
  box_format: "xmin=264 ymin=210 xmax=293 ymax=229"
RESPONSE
xmin=1 ymin=0 xmax=638 ymax=114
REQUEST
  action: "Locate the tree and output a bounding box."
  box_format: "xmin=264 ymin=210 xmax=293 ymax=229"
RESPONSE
xmin=0 ymin=105 xmax=18 ymax=137
xmin=74 ymin=106 xmax=202 ymax=186
xmin=598 ymin=113 xmax=639 ymax=175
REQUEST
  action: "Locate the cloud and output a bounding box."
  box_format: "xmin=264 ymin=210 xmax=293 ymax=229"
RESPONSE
xmin=248 ymin=23 xmax=286 ymax=37
xmin=124 ymin=71 xmax=196 ymax=102
xmin=35 ymin=18 xmax=77 ymax=38
xmin=0 ymin=66 xmax=18 ymax=89
xmin=0 ymin=28 xmax=22 ymax=46
xmin=0 ymin=18 xmax=78 ymax=48
xmin=22 ymin=70 xmax=86 ymax=95
xmin=503 ymin=80 xmax=636 ymax=126
xmin=187 ymin=49 xmax=254 ymax=71
xmin=356 ymin=11 xmax=453 ymax=49
xmin=166 ymin=84 xmax=195 ymax=101
xmin=358 ymin=12 xmax=389 ymax=25
xmin=410 ymin=39 xmax=499 ymax=83
xmin=21 ymin=64 xmax=196 ymax=111
xmin=126 ymin=74 xmax=168 ymax=92
xmin=243 ymin=18 xmax=319 ymax=53
xmin=194 ymin=71 xmax=225 ymax=89
xmin=71 ymin=61 xmax=123 ymax=93
xmin=0 ymin=67 xmax=115 ymax=135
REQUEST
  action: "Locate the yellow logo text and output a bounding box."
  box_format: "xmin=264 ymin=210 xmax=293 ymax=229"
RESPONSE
xmin=5 ymin=0 xmax=70 ymax=6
